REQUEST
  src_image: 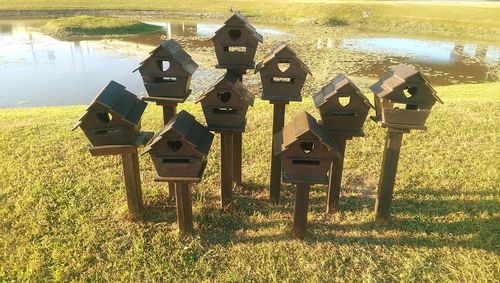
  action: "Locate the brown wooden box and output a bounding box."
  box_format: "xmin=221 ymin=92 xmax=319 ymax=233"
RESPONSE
xmin=370 ymin=64 xmax=443 ymax=129
xmin=274 ymin=112 xmax=341 ymax=184
xmin=143 ymin=110 xmax=214 ymax=179
xmin=314 ymin=74 xmax=374 ymax=136
xmin=210 ymin=12 xmax=263 ymax=69
xmin=73 ymin=81 xmax=147 ymax=146
xmin=134 ymin=39 xmax=198 ymax=101
xmin=255 ymin=43 xmax=312 ymax=102
xmin=197 ymin=72 xmax=255 ymax=132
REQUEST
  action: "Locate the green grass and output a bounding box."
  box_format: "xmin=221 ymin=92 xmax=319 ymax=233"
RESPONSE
xmin=0 ymin=82 xmax=499 ymax=281
xmin=0 ymin=1 xmax=499 ymax=42
xmin=41 ymin=15 xmax=163 ymax=38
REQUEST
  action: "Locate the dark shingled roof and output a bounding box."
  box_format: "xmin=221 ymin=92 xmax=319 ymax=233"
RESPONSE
xmin=313 ymin=74 xmax=375 ymax=109
xmin=210 ymin=12 xmax=263 ymax=43
xmin=133 ymin=39 xmax=199 ymax=75
xmin=73 ymin=81 xmax=146 ymax=130
xmin=275 ymin=112 xmax=341 ymax=159
xmin=254 ymin=42 xmax=312 ymax=75
xmin=369 ymin=64 xmax=443 ymax=104
xmin=143 ymin=110 xmax=214 ymax=156
xmin=196 ymin=72 xmax=255 ymax=106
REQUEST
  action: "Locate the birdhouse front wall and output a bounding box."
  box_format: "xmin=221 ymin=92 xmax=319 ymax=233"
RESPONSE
xmin=80 ymin=104 xmax=140 ymax=146
xmin=213 ymin=28 xmax=259 ymax=67
xmin=149 ymin=133 xmax=205 ymax=178
xmin=281 ymin=132 xmax=334 ymax=184
xmin=201 ymin=87 xmax=249 ymax=131
xmin=384 ymin=82 xmax=438 ymax=106
xmin=319 ymin=94 xmax=371 ymax=132
xmin=139 ymin=57 xmax=192 ymax=99
xmin=260 ymin=60 xmax=307 ymax=101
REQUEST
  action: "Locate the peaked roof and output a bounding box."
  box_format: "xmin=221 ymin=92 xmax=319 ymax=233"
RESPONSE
xmin=143 ymin=110 xmax=214 ymax=155
xmin=254 ymin=42 xmax=312 ymax=75
xmin=313 ymin=74 xmax=375 ymax=109
xmin=276 ymin=112 xmax=340 ymax=159
xmin=196 ymin=72 xmax=255 ymax=106
xmin=133 ymin=39 xmax=199 ymax=74
xmin=73 ymin=81 xmax=146 ymax=130
xmin=369 ymin=64 xmax=443 ymax=104
xmin=210 ymin=12 xmax=263 ymax=43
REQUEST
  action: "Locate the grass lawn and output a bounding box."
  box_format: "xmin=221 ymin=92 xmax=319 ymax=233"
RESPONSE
xmin=0 ymin=0 xmax=499 ymax=43
xmin=41 ymin=15 xmax=163 ymax=38
xmin=0 ymin=82 xmax=499 ymax=281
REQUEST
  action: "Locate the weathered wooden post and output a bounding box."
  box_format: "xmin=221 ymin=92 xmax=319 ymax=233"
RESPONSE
xmin=313 ymin=74 xmax=375 ymax=213
xmin=209 ymin=12 xmax=263 ymax=188
xmin=274 ymin=112 xmax=341 ymax=238
xmin=73 ymin=81 xmax=151 ymax=221
xmin=370 ymin=64 xmax=443 ymax=225
xmin=197 ymin=72 xmax=255 ymax=208
xmin=255 ymin=42 xmax=312 ymax=204
xmin=143 ymin=110 xmax=214 ymax=234
xmin=134 ymin=39 xmax=198 ymax=202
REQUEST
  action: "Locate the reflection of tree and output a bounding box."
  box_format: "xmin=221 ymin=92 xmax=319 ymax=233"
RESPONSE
xmin=0 ymin=24 xmax=13 ymax=36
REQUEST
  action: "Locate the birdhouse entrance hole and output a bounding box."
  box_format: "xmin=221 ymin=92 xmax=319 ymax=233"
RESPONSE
xmin=292 ymin=159 xmax=320 ymax=166
xmin=167 ymin=140 xmax=183 ymax=152
xmin=277 ymin=62 xmax=291 ymax=73
xmin=213 ymin=108 xmax=237 ymax=114
xmin=300 ymin=141 xmax=315 ymax=154
xmin=158 ymin=60 xmax=170 ymax=72
xmin=225 ymin=46 xmax=247 ymax=53
xmin=97 ymin=112 xmax=112 ymax=124
xmin=403 ymin=86 xmax=418 ymax=98
xmin=393 ymin=103 xmax=419 ymax=110
xmin=229 ymin=29 xmax=242 ymax=41
xmin=162 ymin=158 xmax=190 ymax=164
xmin=338 ymin=96 xmax=351 ymax=107
xmin=217 ymin=91 xmax=232 ymax=103
xmin=271 ymin=77 xmax=294 ymax=84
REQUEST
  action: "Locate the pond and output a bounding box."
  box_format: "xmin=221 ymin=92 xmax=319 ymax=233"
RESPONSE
xmin=0 ymin=18 xmax=498 ymax=108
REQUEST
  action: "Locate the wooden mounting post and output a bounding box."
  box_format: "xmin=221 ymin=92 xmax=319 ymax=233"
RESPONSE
xmin=326 ymin=138 xmax=347 ymax=213
xmin=175 ymin=182 xmax=193 ymax=234
xmin=220 ymin=132 xmax=234 ymax=208
xmin=293 ymin=183 xmax=310 ymax=239
xmin=229 ymin=69 xmax=244 ymax=187
xmin=269 ymin=102 xmax=286 ymax=203
xmin=374 ymin=129 xmax=404 ymax=225
xmin=121 ymin=151 xmax=144 ymax=221
xmin=162 ymin=104 xmax=178 ymax=202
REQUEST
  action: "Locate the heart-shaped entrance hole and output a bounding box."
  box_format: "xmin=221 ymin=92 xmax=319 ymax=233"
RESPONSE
xmin=403 ymin=86 xmax=418 ymax=99
xmin=229 ymin=29 xmax=242 ymax=41
xmin=167 ymin=140 xmax=183 ymax=152
xmin=160 ymin=60 xmax=170 ymax=72
xmin=338 ymin=96 xmax=351 ymax=107
xmin=300 ymin=141 xmax=315 ymax=154
xmin=277 ymin=62 xmax=290 ymax=73
xmin=217 ymin=91 xmax=232 ymax=103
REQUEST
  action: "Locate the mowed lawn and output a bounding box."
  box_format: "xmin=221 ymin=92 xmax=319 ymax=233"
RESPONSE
xmin=0 ymin=82 xmax=499 ymax=281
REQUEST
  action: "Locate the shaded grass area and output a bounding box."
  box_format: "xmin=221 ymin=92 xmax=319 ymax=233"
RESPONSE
xmin=41 ymin=15 xmax=163 ymax=38
xmin=0 ymin=82 xmax=499 ymax=281
xmin=1 ymin=0 xmax=499 ymax=43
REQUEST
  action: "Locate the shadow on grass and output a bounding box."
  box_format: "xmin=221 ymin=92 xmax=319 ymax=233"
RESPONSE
xmin=326 ymin=18 xmax=349 ymax=27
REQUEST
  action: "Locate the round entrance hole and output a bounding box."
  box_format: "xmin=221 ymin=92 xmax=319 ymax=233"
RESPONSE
xmin=97 ymin=112 xmax=112 ymax=124
xmin=300 ymin=142 xmax=315 ymax=154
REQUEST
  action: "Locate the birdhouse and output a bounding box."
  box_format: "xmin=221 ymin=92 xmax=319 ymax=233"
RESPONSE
xmin=210 ymin=12 xmax=263 ymax=69
xmin=313 ymin=74 xmax=374 ymax=136
xmin=134 ymin=39 xmax=198 ymax=102
xmin=255 ymin=43 xmax=312 ymax=102
xmin=73 ymin=81 xmax=147 ymax=146
xmin=370 ymin=64 xmax=443 ymax=130
xmin=274 ymin=112 xmax=341 ymax=184
xmin=143 ymin=110 xmax=214 ymax=179
xmin=197 ymin=72 xmax=255 ymax=132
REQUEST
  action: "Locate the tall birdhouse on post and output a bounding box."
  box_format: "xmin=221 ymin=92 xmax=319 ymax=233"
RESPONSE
xmin=274 ymin=112 xmax=341 ymax=239
xmin=210 ymin=12 xmax=263 ymax=69
xmin=73 ymin=81 xmax=151 ymax=221
xmin=255 ymin=42 xmax=312 ymax=204
xmin=370 ymin=64 xmax=443 ymax=225
xmin=313 ymin=74 xmax=374 ymax=213
xmin=134 ymin=39 xmax=198 ymax=103
xmin=143 ymin=110 xmax=214 ymax=234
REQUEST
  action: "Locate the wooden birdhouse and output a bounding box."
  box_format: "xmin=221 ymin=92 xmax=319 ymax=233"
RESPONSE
xmin=143 ymin=110 xmax=214 ymax=180
xmin=197 ymin=72 xmax=255 ymax=132
xmin=370 ymin=64 xmax=443 ymax=130
xmin=210 ymin=12 xmax=263 ymax=69
xmin=255 ymin=43 xmax=312 ymax=102
xmin=274 ymin=112 xmax=341 ymax=184
xmin=134 ymin=39 xmax=198 ymax=102
xmin=73 ymin=81 xmax=147 ymax=146
xmin=313 ymin=74 xmax=374 ymax=136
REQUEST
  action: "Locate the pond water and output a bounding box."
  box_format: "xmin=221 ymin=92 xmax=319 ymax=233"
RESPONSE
xmin=0 ymin=18 xmax=498 ymax=108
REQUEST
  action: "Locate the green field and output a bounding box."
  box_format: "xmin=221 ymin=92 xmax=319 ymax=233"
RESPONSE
xmin=0 ymin=82 xmax=499 ymax=281
xmin=1 ymin=0 xmax=500 ymax=42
